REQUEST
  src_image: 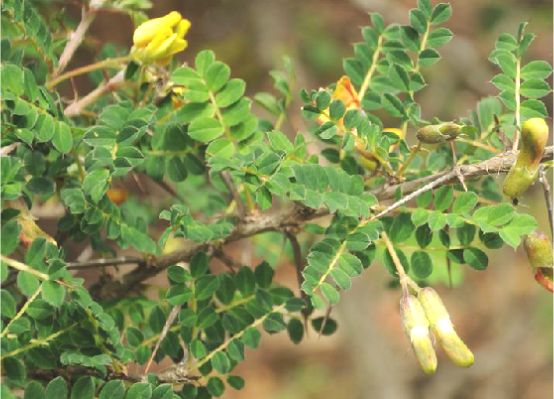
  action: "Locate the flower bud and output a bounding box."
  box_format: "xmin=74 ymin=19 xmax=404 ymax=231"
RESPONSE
xmin=400 ymin=295 xmax=438 ymax=374
xmin=503 ymin=118 xmax=549 ymax=201
xmin=524 ymin=231 xmax=553 ymax=292
xmin=131 ymin=12 xmax=191 ymax=66
xmin=418 ymin=288 xmax=474 ymax=368
xmin=416 ymin=123 xmax=461 ymax=145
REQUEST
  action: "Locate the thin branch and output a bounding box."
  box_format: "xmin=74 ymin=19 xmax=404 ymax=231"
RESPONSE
xmin=212 ymin=248 xmax=240 ymax=273
xmin=66 ymin=256 xmax=144 ymax=270
xmin=220 ymin=171 xmax=247 ymax=220
xmin=538 ymin=165 xmax=553 ymax=236
xmin=64 ymin=71 xmax=131 ymax=117
xmin=144 ymin=305 xmax=181 ymax=374
xmin=53 ymin=0 xmax=108 ymax=77
xmin=1 ymin=255 xmax=50 ymax=280
xmin=285 ymin=231 xmax=310 ymax=330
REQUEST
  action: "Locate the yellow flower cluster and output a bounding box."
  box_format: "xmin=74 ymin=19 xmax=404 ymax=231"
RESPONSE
xmin=131 ymin=11 xmax=191 ymax=66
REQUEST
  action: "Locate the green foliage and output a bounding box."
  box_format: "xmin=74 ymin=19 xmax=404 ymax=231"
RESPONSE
xmin=1 ymin=0 xmax=551 ymax=396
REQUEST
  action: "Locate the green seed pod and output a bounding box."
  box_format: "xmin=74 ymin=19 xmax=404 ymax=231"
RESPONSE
xmin=523 ymin=231 xmax=553 ymax=269
xmin=400 ymin=295 xmax=438 ymax=374
xmin=503 ymin=118 xmax=549 ymax=202
xmin=416 ymin=123 xmax=461 ymax=144
xmin=524 ymin=231 xmax=553 ymax=292
xmin=418 ymin=288 xmax=474 ymax=368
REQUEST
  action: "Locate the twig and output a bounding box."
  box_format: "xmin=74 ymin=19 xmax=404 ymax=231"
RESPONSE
xmin=1 ymin=286 xmax=42 ymax=338
xmin=53 ymin=0 xmax=108 ymax=77
xmin=220 ymin=171 xmax=247 ymax=219
xmin=381 ymin=231 xmax=409 ymax=295
xmin=66 ymin=256 xmax=144 ymax=270
xmin=450 ymin=141 xmax=468 ymax=191
xmin=538 ymin=165 xmax=553 ymax=236
xmin=1 ymin=255 xmax=50 ymax=280
xmin=47 ymin=56 xmax=131 ymax=89
xmin=144 ymin=305 xmax=181 ymax=374
xmin=285 ymin=232 xmax=309 ymax=329
xmin=64 ymin=71 xmax=130 ymax=117
xmin=212 ymin=249 xmax=240 ymax=273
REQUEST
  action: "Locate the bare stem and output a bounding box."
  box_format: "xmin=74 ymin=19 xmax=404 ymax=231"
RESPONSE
xmin=1 ymin=255 xmax=50 ymax=280
xmin=47 ymin=56 xmax=131 ymax=89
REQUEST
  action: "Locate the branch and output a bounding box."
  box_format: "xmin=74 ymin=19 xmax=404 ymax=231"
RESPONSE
xmin=53 ymin=0 xmax=108 ymax=77
xmin=91 ymin=146 xmax=553 ymax=300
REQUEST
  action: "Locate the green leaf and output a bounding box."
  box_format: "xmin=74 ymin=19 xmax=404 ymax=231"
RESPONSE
xmin=410 ymin=9 xmax=428 ymax=35
xmin=255 ymin=262 xmax=274 ymax=288
xmin=167 ymin=265 xmax=190 ymax=283
xmin=457 ymin=223 xmax=476 ymax=246
xmin=415 ymin=224 xmax=433 ymax=248
xmin=24 ymin=381 xmax=44 ymax=399
xmin=188 ymin=117 xmax=224 ymax=142
xmin=389 ymin=213 xmax=415 ymax=243
xmin=70 ymin=377 xmax=95 ymax=399
xmin=316 ymin=90 xmax=332 ymax=109
xmin=241 ymin=327 xmax=262 ymax=349
xmin=330 ymin=268 xmax=351 ymax=290
xmin=126 ymin=327 xmax=144 ymax=347
xmin=190 ymin=339 xmax=207 ymax=358
xmin=17 ymin=271 xmax=39 ymax=296
xmin=189 ymin=252 xmax=209 ymax=279
xmin=520 ymin=61 xmax=553 ymax=80
xmin=431 ymin=3 xmax=452 ymax=25
xmin=329 ymin=100 xmax=346 ymax=120
xmin=125 ymin=383 xmax=152 ymax=399
xmin=428 ymin=211 xmax=447 ymax=231
xmin=207 ymin=377 xmax=225 ymax=397
xmin=1 ymin=289 xmax=16 ymax=318
xmin=520 ymin=99 xmax=548 ymax=120
xmin=152 ymin=385 xmax=173 ymax=399
xmin=494 ymin=51 xmax=517 ymax=78
xmin=99 ymin=380 xmax=125 ymax=399
xmin=82 ymin=169 xmax=109 ymax=203
xmin=42 ymin=281 xmax=65 ymax=307
xmin=166 ymin=284 xmax=193 ymax=306
xmin=52 ymin=122 xmax=73 ymax=154
xmin=1 ymin=220 xmax=21 ymax=255
xmin=419 ymin=49 xmax=440 ymax=67
xmin=205 ymin=62 xmax=231 ymax=92
xmin=236 ymin=266 xmax=256 ymax=296
xmin=215 ymin=78 xmax=246 ymax=107
xmin=195 ymin=50 xmax=215 ymax=77
xmin=520 ymin=79 xmax=551 ymax=99
xmin=499 ymin=214 xmax=538 ymax=249
xmin=389 ymin=64 xmax=411 ymax=92
xmin=287 ymin=318 xmax=304 ymax=344
xmin=495 ymin=33 xmax=518 ymax=51
xmin=434 ymin=186 xmax=454 ymax=212
xmin=487 ymin=203 xmax=515 ymax=226
xmin=1 ymin=64 xmax=24 ymax=96
xmin=411 ymin=251 xmax=433 ymax=278
xmin=254 ymin=92 xmax=280 ymax=116
xmin=491 ymin=74 xmax=515 ymax=92
xmin=452 ymin=191 xmax=479 ymax=214
xmin=381 ymin=93 xmax=405 ymax=118
xmin=383 ymin=247 xmax=410 ymax=276
xmin=45 ymin=377 xmax=68 ymax=399
xmin=320 ymin=283 xmax=340 ymax=305
xmin=195 ymin=275 xmax=220 ymax=300
xmin=267 ymin=131 xmax=294 ymax=153
xmin=427 ymin=28 xmax=453 ymax=48
xmin=211 ymin=351 xmax=231 ymax=374
xmin=463 ymin=247 xmax=488 ymax=270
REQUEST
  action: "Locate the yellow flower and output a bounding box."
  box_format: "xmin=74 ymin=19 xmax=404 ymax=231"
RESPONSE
xmin=131 ymin=11 xmax=191 ymax=66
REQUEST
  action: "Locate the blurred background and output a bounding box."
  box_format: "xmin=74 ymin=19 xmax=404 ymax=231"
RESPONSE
xmin=47 ymin=0 xmax=553 ymax=398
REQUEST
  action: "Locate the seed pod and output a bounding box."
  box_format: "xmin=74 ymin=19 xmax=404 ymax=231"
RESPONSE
xmin=524 ymin=231 xmax=553 ymax=292
xmin=418 ymin=288 xmax=474 ymax=368
xmin=400 ymin=295 xmax=438 ymax=374
xmin=503 ymin=118 xmax=549 ymax=202
xmin=416 ymin=123 xmax=461 ymax=145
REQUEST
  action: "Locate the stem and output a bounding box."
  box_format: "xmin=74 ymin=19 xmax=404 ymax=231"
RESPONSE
xmin=538 ymin=166 xmax=553 ymax=236
xmin=397 ymin=142 xmax=422 ymax=178
xmin=47 ymin=56 xmax=132 ymax=89
xmin=189 ymin=304 xmax=286 ymax=374
xmin=513 ymin=56 xmax=522 ymax=150
xmin=1 ymin=255 xmax=50 ymax=280
xmin=72 ymin=149 xmax=86 ymax=181
xmin=1 ymin=286 xmax=42 ymax=338
xmin=381 ymin=231 xmax=411 ymax=295
xmin=1 ymin=323 xmax=77 ymax=360
xmin=208 ymin=91 xmax=235 ymax=148
xmin=457 ymin=137 xmax=501 ymax=154
xmin=65 ymin=71 xmax=130 ymax=117
xmin=358 ymin=34 xmax=384 ymax=101
xmin=53 ymin=0 xmax=108 ymax=77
